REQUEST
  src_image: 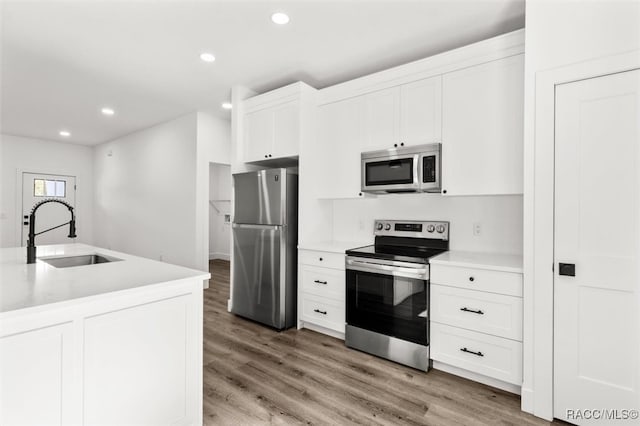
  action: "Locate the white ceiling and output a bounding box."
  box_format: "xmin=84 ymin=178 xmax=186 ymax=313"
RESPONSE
xmin=0 ymin=0 xmax=525 ymax=145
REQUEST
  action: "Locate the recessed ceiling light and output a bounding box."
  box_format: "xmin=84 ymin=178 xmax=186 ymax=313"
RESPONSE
xmin=200 ymin=52 xmax=216 ymax=63
xmin=222 ymin=102 xmax=232 ymax=110
xmin=271 ymin=12 xmax=290 ymax=25
xmin=59 ymin=130 xmax=71 ymax=137
xmin=101 ymin=107 xmax=115 ymax=116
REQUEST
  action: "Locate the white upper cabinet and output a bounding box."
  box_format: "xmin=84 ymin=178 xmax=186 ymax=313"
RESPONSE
xmin=242 ymin=82 xmax=312 ymax=163
xmin=244 ymin=108 xmax=273 ymax=162
xmin=400 ymin=76 xmax=442 ymax=146
xmin=362 ymin=87 xmax=399 ymax=151
xmin=314 ymin=96 xmax=365 ymax=199
xmin=362 ymin=76 xmax=442 ymax=152
xmin=441 ymin=54 xmax=524 ymax=196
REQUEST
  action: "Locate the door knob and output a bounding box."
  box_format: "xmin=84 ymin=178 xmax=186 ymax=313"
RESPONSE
xmin=559 ymin=263 xmax=575 ymax=277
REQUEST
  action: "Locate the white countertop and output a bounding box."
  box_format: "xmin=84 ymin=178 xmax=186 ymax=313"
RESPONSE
xmin=429 ymin=250 xmax=523 ymax=273
xmin=0 ymin=244 xmax=210 ymax=315
xmin=298 ymin=240 xmax=372 ymax=254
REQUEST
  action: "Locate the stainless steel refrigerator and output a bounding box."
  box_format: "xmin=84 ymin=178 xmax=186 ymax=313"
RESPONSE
xmin=231 ymin=168 xmax=298 ymax=330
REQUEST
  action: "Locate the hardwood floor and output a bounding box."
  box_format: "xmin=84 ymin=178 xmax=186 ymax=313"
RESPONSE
xmin=203 ymin=259 xmax=552 ymax=425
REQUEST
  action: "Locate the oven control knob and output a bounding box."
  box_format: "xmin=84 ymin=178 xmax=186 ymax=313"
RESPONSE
xmin=384 ymin=223 xmax=391 ymax=231
xmin=376 ymin=222 xmax=384 ymax=231
xmin=436 ymin=225 xmax=445 ymax=234
xmin=427 ymin=225 xmax=435 ymax=233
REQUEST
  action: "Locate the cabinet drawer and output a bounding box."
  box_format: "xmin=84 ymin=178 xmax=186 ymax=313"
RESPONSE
xmin=430 ymin=264 xmax=522 ymax=297
xmin=299 ymin=250 xmax=345 ymax=270
xmin=301 ymin=266 xmax=345 ymax=302
xmin=430 ymin=322 xmax=522 ymax=385
xmin=300 ymin=295 xmax=345 ymax=333
xmin=431 ymin=285 xmax=522 ymax=340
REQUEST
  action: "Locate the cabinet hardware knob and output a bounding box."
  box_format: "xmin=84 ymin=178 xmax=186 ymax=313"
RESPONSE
xmin=23 ymin=222 xmax=29 ymax=226
xmin=442 ymin=189 xmax=447 ymax=194
xmin=264 ymin=155 xmax=268 ymax=158
xmin=313 ymin=280 xmax=327 ymax=285
xmin=469 ymin=276 xmax=474 ymax=282
xmin=400 ymin=142 xmax=404 ymax=146
xmin=269 ymin=154 xmax=272 ymax=157
xmin=313 ymin=309 xmax=327 ymax=315
xmin=319 ymin=257 xmax=323 ymax=261
xmin=460 ymin=347 xmax=484 ymax=357
xmin=460 ymin=307 xmax=483 ymax=315
xmin=393 ymin=143 xmax=398 ymax=148
xmin=358 ymin=192 xmax=362 ymax=196
xmin=23 ymin=215 xmax=28 ymax=219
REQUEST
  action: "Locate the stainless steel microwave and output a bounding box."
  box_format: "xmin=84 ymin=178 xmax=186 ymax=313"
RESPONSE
xmin=361 ymin=143 xmax=441 ymax=194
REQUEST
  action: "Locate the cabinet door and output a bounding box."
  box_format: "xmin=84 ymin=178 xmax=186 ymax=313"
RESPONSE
xmin=362 ymin=87 xmax=400 ymax=151
xmin=315 ymin=97 xmax=364 ymax=199
xmin=400 ymin=76 xmax=442 ymax=145
xmin=441 ymin=54 xmax=524 ymax=195
xmin=83 ymin=294 xmax=198 ymax=425
xmin=272 ymin=100 xmax=300 ymax=158
xmin=1 ymin=322 xmax=74 ymax=425
xmin=244 ymin=108 xmax=273 ymax=162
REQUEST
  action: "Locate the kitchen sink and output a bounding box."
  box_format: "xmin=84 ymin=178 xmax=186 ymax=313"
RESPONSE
xmin=40 ymin=254 xmax=122 ymax=268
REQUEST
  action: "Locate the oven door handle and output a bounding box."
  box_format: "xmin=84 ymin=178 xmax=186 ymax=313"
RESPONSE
xmin=346 ymin=258 xmax=428 ymax=280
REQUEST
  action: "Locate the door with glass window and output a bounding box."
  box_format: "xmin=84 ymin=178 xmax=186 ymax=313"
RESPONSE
xmin=22 ymin=173 xmax=76 ymax=246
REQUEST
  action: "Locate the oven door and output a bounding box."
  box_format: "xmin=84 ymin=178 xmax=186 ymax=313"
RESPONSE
xmin=361 ymin=154 xmax=420 ymax=193
xmin=346 ymin=256 xmax=429 ymax=345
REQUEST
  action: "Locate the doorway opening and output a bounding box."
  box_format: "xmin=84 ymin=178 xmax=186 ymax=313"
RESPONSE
xmin=208 ymin=163 xmax=231 ymax=277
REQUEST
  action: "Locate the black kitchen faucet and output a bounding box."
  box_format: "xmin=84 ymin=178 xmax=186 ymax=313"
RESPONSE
xmin=26 ymin=199 xmax=76 ymax=264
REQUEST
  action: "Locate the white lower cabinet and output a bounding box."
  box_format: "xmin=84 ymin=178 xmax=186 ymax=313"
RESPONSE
xmin=298 ymin=249 xmax=346 ymax=336
xmin=430 ymin=256 xmax=523 ymax=389
xmin=431 ymin=322 xmax=522 ymax=385
xmin=0 ymin=322 xmax=74 ymax=425
xmin=0 ymin=280 xmax=203 ymax=425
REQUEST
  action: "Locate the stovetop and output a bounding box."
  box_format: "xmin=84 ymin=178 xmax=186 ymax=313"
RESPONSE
xmin=346 ymin=220 xmax=450 ymax=264
xmin=345 ymin=244 xmax=447 ymax=264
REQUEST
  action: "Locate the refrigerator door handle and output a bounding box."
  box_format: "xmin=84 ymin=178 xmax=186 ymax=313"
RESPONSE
xmin=232 ymin=223 xmax=284 ymax=230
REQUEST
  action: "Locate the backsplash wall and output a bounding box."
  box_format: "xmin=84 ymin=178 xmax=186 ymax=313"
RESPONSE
xmin=332 ymin=194 xmax=523 ymax=254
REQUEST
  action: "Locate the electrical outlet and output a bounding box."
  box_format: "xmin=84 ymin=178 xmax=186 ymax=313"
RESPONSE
xmin=473 ymin=222 xmax=482 ymax=236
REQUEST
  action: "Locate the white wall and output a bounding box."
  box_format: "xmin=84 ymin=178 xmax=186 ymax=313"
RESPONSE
xmin=523 ymin=0 xmax=640 ymax=419
xmin=0 ymin=134 xmax=94 ymax=248
xmin=93 ymin=111 xmax=230 ymax=272
xmin=209 ymin=163 xmax=231 ymax=260
xmin=332 ymin=195 xmax=522 ymax=254
xmin=93 ymin=114 xmax=199 ymax=269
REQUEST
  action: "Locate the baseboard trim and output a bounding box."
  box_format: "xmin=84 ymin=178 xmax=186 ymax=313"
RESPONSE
xmin=209 ymin=252 xmax=230 ymax=261
xmin=432 ymin=360 xmax=521 ymax=395
xmin=520 ymin=387 xmax=534 ymax=414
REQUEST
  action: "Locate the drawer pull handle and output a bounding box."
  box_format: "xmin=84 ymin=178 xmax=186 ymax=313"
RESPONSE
xmin=313 ymin=309 xmax=327 ymax=315
xmin=460 ymin=307 xmax=484 ymax=315
xmin=314 ymin=280 xmax=328 ymax=285
xmin=460 ymin=347 xmax=484 ymax=357
xmin=469 ymin=276 xmax=475 ymax=282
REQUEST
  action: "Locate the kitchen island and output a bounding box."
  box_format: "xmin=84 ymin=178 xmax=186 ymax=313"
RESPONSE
xmin=0 ymin=244 xmax=210 ymax=425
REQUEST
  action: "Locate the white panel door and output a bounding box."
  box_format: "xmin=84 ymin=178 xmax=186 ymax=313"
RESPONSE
xmin=400 ymin=76 xmax=442 ymax=146
xmin=554 ymin=69 xmax=640 ymax=424
xmin=0 ymin=323 xmax=75 ymax=425
xmin=22 ymin=172 xmax=76 ymax=246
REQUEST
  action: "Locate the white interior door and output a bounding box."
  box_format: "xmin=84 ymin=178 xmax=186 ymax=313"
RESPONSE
xmin=554 ymin=69 xmax=640 ymax=424
xmin=22 ymin=173 xmax=76 ymax=247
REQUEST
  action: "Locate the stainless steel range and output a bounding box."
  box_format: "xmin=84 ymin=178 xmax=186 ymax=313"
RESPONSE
xmin=345 ymin=220 xmax=449 ymax=371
